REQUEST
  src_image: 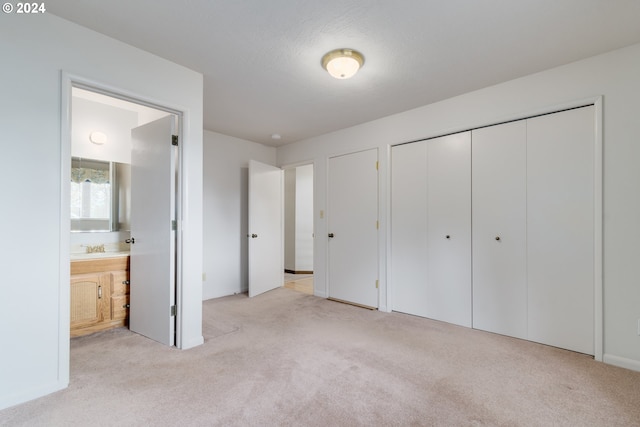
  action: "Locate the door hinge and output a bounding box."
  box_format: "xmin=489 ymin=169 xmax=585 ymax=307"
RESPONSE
xmin=171 ymin=220 xmax=177 ymax=231
xmin=171 ymin=305 xmax=177 ymax=316
xmin=376 ymin=161 xmax=379 ymax=170
xmin=376 ymin=280 xmax=379 ymax=289
xmin=376 ymin=220 xmax=379 ymax=230
xmin=172 ymin=135 xmax=179 ymax=146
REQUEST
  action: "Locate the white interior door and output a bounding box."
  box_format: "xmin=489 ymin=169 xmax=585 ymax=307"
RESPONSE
xmin=472 ymin=121 xmax=527 ymax=339
xmin=391 ymin=141 xmax=429 ymax=317
xmin=526 ymin=106 xmax=595 ymax=354
xmin=328 ymin=149 xmax=379 ymax=308
xmin=129 ymin=115 xmax=176 ymax=346
xmin=248 ymin=160 xmax=283 ymax=297
xmin=425 ymin=132 xmax=472 ymax=327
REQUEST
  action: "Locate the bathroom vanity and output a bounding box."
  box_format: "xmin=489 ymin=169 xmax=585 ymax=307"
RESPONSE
xmin=70 ymin=254 xmax=130 ymax=337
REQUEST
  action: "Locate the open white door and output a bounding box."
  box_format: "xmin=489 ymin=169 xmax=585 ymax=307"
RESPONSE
xmin=248 ymin=160 xmax=283 ymax=297
xmin=129 ymin=115 xmax=176 ymax=346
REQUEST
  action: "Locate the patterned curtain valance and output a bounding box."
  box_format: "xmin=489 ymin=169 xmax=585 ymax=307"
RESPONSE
xmin=71 ymin=158 xmax=110 ymax=184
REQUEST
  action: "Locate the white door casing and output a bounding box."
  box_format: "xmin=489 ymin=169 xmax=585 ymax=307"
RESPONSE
xmin=328 ymin=149 xmax=379 ymax=308
xmin=248 ymin=160 xmax=284 ymax=297
xmin=129 ymin=115 xmax=176 ymax=346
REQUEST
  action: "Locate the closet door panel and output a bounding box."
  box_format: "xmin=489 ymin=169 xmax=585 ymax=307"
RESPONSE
xmin=526 ymin=106 xmax=595 ymax=354
xmin=391 ymin=141 xmax=428 ymax=316
xmin=472 ymin=121 xmax=528 ymax=339
xmin=426 ymin=132 xmax=472 ymax=327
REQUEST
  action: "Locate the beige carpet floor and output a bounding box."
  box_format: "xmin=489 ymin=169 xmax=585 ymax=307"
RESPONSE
xmin=2 ymin=287 xmax=640 ymax=426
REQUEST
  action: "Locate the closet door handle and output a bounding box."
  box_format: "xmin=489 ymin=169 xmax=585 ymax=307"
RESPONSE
xmin=328 ymin=233 xmax=334 ymax=238
xmin=98 ymin=286 xmax=102 ymax=299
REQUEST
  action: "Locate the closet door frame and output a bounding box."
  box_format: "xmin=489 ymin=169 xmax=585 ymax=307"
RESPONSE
xmin=386 ymin=96 xmax=602 ymax=361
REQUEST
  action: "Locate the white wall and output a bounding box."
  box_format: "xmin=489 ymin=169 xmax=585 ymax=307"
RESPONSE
xmin=0 ymin=14 xmax=204 ymax=410
xmin=203 ymin=130 xmax=276 ymax=299
xmin=277 ymin=42 xmax=640 ymax=371
xmin=71 ymin=97 xmax=137 ymax=164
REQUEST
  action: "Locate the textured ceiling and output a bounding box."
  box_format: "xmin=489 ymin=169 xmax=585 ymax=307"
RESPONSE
xmin=48 ymin=1 xmax=640 ymax=147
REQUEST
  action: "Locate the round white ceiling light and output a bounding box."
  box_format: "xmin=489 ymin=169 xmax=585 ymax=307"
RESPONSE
xmin=321 ymin=48 xmax=365 ymax=79
xmin=89 ymin=131 xmax=107 ymax=145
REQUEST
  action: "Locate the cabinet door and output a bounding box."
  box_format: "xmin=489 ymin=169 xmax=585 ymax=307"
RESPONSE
xmin=426 ymin=132 xmax=471 ymax=327
xmin=70 ymin=273 xmax=109 ymax=329
xmin=526 ymin=106 xmax=595 ymax=354
xmin=472 ymin=121 xmax=527 ymax=339
xmin=391 ymin=141 xmax=428 ymax=316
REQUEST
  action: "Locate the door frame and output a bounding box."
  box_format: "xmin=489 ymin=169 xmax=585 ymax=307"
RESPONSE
xmin=60 ymin=72 xmax=186 ymax=350
xmin=281 ymin=160 xmax=316 ymax=293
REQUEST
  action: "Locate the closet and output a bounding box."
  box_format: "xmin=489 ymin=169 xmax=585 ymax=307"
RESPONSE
xmin=391 ymin=105 xmax=595 ymax=355
xmin=391 ymin=132 xmax=471 ymax=327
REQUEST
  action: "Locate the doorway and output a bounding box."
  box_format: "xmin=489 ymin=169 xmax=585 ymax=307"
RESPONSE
xmin=283 ymin=163 xmax=314 ymax=295
xmin=68 ymin=85 xmax=180 ymax=346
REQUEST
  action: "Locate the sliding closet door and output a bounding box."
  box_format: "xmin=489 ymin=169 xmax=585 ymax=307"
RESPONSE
xmin=425 ymin=132 xmax=471 ymax=327
xmin=472 ymin=121 xmax=527 ymax=339
xmin=526 ymin=106 xmax=595 ymax=355
xmin=391 ymin=141 xmax=428 ymax=317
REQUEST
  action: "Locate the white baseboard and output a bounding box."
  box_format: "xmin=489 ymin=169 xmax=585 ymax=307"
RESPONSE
xmin=603 ymin=353 xmax=640 ymax=372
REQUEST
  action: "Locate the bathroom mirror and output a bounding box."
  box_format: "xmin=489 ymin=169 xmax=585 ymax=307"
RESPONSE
xmin=71 ymin=157 xmax=130 ymax=232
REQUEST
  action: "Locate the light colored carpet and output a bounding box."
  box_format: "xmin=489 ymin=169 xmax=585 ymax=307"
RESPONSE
xmin=2 ymin=287 xmax=640 ymax=426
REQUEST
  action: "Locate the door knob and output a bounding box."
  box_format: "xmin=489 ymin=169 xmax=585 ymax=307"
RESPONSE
xmin=125 ymin=238 xmax=135 ymax=244
xmin=495 ymin=236 xmax=501 ymax=241
xmin=328 ymin=233 xmax=334 ymax=238
xmin=446 ymin=235 xmax=451 ymax=239
xmin=251 ymin=234 xmax=258 ymax=238
xmin=123 ymin=304 xmax=130 ymax=309
xmin=122 ymin=280 xmax=130 ymax=285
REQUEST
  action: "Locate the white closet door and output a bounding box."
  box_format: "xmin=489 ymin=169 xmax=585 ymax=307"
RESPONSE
xmin=391 ymin=141 xmax=428 ymax=317
xmin=526 ymin=106 xmax=595 ymax=354
xmin=425 ymin=132 xmax=471 ymax=327
xmin=472 ymin=121 xmax=527 ymax=339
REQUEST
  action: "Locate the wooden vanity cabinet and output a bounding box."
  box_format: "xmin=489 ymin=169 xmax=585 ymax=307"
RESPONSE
xmin=70 ymin=256 xmax=130 ymax=337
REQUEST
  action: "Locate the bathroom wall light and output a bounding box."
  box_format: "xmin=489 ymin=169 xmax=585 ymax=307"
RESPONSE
xmin=89 ymin=131 xmax=107 ymax=145
xmin=321 ymin=48 xmax=364 ymax=79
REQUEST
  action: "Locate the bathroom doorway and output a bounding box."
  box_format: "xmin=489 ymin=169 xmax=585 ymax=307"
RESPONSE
xmin=68 ymin=86 xmax=180 ymax=345
xmin=283 ymin=163 xmax=314 ymax=295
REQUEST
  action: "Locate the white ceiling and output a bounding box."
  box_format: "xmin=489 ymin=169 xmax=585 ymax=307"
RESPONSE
xmin=48 ymin=1 xmax=640 ymax=147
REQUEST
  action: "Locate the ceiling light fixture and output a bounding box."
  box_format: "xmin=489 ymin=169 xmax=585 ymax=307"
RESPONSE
xmin=89 ymin=131 xmax=107 ymax=145
xmin=321 ymin=48 xmax=364 ymax=79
